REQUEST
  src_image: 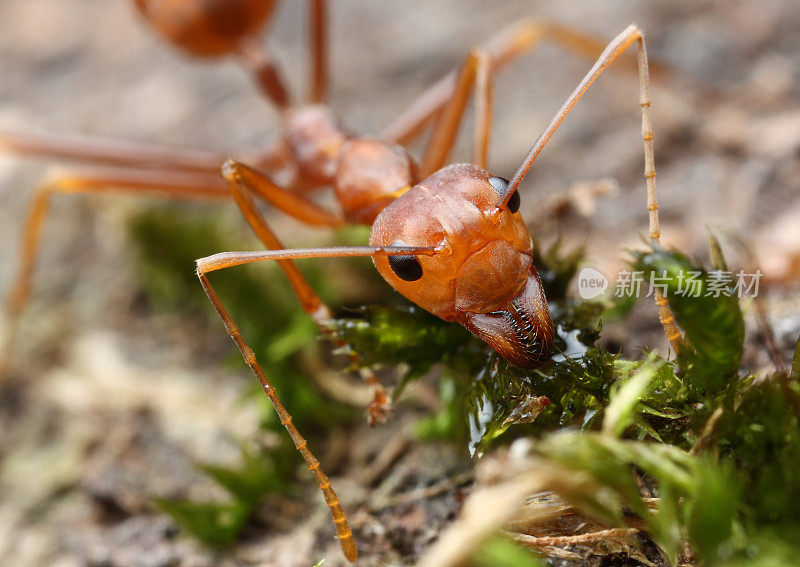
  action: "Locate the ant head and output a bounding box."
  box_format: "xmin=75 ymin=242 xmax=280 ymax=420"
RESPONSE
xmin=370 ymin=164 xmax=554 ymax=368
xmin=134 ymin=0 xmax=277 ymax=58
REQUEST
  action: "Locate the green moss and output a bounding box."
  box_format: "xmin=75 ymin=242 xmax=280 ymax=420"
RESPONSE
xmin=633 ymin=244 xmax=745 ymax=396
xmin=154 ymin=441 xmax=299 ymax=547
xmin=128 ymin=207 xmax=360 ymax=428
xmin=469 ymin=536 xmax=544 ymax=567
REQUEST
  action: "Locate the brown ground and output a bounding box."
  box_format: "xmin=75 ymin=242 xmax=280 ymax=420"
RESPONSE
xmin=1 ymin=1 xmax=799 ymax=566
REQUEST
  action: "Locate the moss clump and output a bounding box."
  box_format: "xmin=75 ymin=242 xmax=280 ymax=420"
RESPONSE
xmin=129 ymin=208 xmax=800 ymax=563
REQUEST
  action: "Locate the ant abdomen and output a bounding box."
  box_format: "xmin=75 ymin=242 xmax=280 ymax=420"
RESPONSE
xmin=133 ymin=0 xmax=278 ymax=57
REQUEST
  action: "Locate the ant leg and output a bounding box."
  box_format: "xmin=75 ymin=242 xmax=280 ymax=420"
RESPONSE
xmin=195 ymin=244 xmax=436 ymax=561
xmin=472 ymin=51 xmax=493 ymax=169
xmin=1 ymin=168 xmax=227 ymax=373
xmin=0 ymin=131 xmax=227 ymax=173
xmin=382 ymin=19 xmax=660 ymax=146
xmin=223 ymin=160 xmax=343 ymax=229
xmin=309 ymin=0 xmax=329 ymax=103
xmin=236 ymin=38 xmax=292 ymax=109
xmin=222 ymin=161 xmax=392 ymax=423
xmin=419 ymin=48 xmax=493 ymax=177
xmin=221 ymin=160 xmax=339 ymax=325
xmin=498 ymin=25 xmax=683 ymax=352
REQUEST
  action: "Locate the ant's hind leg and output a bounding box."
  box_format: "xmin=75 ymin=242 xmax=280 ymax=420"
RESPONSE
xmin=222 ymin=161 xmax=392 ymax=423
xmin=0 ymin=131 xmax=228 ymax=173
xmin=1 ymin=168 xmax=228 ymax=376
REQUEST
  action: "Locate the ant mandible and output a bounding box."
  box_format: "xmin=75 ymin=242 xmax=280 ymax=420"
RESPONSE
xmin=194 ymin=23 xmax=684 ymax=562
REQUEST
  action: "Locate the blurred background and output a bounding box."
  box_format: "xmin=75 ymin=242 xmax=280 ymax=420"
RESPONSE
xmin=1 ymin=1 xmax=799 ymax=565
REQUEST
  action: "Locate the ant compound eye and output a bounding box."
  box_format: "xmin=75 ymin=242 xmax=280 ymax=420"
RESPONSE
xmin=388 ymin=254 xmax=423 ymax=282
xmin=507 ymin=189 xmax=521 ymax=213
xmin=488 ymin=175 xmax=509 ymax=194
xmin=488 ymin=176 xmax=520 ymax=213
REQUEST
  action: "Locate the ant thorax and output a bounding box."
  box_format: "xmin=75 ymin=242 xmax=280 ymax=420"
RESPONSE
xmin=281 ymin=105 xmax=348 ymax=187
xmin=281 ymin=106 xmax=417 ymax=224
xmin=334 ymin=138 xmax=418 ymax=224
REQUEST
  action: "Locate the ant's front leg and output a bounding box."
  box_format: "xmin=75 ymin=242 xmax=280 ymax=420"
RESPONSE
xmin=221 ymin=160 xmax=392 ymax=424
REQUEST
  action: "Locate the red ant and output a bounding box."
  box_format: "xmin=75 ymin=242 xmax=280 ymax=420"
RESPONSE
xmin=194 ymin=23 xmax=684 ymax=564
xmin=0 ymin=1 xmax=683 ymax=561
